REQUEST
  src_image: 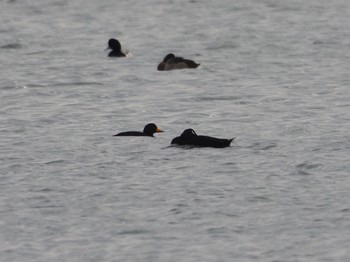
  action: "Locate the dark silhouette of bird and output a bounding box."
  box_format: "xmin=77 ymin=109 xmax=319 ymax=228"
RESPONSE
xmin=114 ymin=123 xmax=164 ymax=137
xmin=158 ymin=53 xmax=200 ymax=71
xmin=107 ymin=38 xmax=127 ymax=57
xmin=171 ymin=129 xmax=234 ymax=148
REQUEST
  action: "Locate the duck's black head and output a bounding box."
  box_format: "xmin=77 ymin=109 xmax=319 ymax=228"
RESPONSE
xmin=163 ymin=53 xmax=175 ymax=62
xmin=143 ymin=123 xmax=164 ymax=136
xmin=180 ymin=129 xmax=197 ymax=139
xmin=108 ymin=38 xmax=122 ymax=51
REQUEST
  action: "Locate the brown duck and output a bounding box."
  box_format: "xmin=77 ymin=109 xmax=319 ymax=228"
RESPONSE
xmin=157 ymin=53 xmax=200 ymax=71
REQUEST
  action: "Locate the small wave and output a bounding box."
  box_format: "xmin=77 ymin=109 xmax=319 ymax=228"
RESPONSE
xmin=45 ymin=160 xmax=66 ymax=165
xmin=249 ymin=142 xmax=278 ymax=151
xmin=169 ymin=208 xmax=182 ymax=215
xmin=248 ymin=195 xmax=272 ymax=203
xmin=206 ymin=43 xmax=239 ymax=50
xmin=24 ymin=51 xmax=46 ymax=55
xmin=295 ymin=162 xmax=322 ymax=170
xmin=31 ymin=205 xmax=64 ymax=209
xmin=118 ymin=229 xmax=151 ymax=235
xmin=169 ymin=144 xmax=195 ymax=150
xmin=0 ymin=85 xmax=14 ymax=90
xmin=194 ymin=95 xmax=241 ymax=102
xmin=1 ymin=43 xmax=22 ymax=49
xmin=29 ymin=188 xmax=53 ymax=193
xmin=293 ymin=162 xmax=322 ymax=176
xmin=39 ymin=188 xmax=53 ymax=192
xmin=52 ymin=82 xmax=104 ymax=87
xmin=206 ymin=227 xmax=227 ymax=234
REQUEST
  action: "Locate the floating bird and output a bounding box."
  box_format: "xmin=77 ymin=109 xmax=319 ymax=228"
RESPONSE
xmin=157 ymin=53 xmax=200 ymax=71
xmin=106 ymin=38 xmax=127 ymax=57
xmin=171 ymin=129 xmax=234 ymax=148
xmin=114 ymin=123 xmax=164 ymax=137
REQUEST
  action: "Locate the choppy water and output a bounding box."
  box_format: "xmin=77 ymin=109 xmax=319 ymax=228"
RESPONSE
xmin=1 ymin=0 xmax=350 ymax=261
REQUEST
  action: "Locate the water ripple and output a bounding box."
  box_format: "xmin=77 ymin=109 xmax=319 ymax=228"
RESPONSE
xmin=293 ymin=162 xmax=323 ymax=176
xmin=117 ymin=229 xmax=151 ymax=235
xmin=1 ymin=43 xmax=22 ymax=49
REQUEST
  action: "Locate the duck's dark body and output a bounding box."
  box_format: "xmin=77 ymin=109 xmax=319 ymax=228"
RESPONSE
xmin=171 ymin=129 xmax=234 ymax=148
xmin=108 ymin=50 xmax=126 ymax=57
xmin=158 ymin=53 xmax=200 ymax=71
xmin=115 ymin=131 xmax=150 ymax=136
xmin=114 ymin=123 xmax=163 ymax=137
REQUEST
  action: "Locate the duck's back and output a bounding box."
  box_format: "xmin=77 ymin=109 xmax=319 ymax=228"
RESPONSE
xmin=167 ymin=57 xmax=199 ymax=69
xmin=159 ymin=56 xmax=200 ymax=71
xmin=172 ymin=135 xmax=233 ymax=148
xmin=195 ymin=135 xmax=233 ymax=148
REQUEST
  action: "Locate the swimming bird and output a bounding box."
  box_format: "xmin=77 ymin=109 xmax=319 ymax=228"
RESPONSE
xmin=171 ymin=129 xmax=234 ymax=148
xmin=114 ymin=123 xmax=164 ymax=137
xmin=107 ymin=38 xmax=127 ymax=57
xmin=157 ymin=53 xmax=200 ymax=71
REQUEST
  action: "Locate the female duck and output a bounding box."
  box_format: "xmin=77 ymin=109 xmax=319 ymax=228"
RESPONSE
xmin=158 ymin=53 xmax=200 ymax=71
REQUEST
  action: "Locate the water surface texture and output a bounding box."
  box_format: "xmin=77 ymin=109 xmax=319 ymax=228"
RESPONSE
xmin=1 ymin=0 xmax=350 ymax=261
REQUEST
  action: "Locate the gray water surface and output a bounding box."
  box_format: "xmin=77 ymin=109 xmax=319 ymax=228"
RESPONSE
xmin=1 ymin=0 xmax=350 ymax=261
